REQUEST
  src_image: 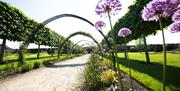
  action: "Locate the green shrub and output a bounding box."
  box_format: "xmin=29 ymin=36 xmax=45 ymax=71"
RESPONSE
xmin=33 ymin=62 xmax=41 ymax=69
xmin=99 ymin=69 xmax=118 ymax=86
xmin=99 ymin=60 xmax=109 ymax=70
xmin=20 ymin=63 xmax=33 ymax=73
xmin=21 ymin=65 xmax=29 ymax=72
xmin=82 ymin=54 xmax=120 ymax=90
xmin=83 ymin=54 xmax=101 ymax=90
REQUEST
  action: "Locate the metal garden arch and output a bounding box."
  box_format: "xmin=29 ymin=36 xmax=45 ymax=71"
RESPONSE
xmin=20 ymin=14 xmax=115 ymax=65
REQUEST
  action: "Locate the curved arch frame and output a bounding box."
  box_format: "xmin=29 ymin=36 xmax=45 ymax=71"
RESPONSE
xmin=80 ymin=43 xmax=95 ymax=52
xmin=77 ymin=43 xmax=94 ymax=53
xmin=58 ymin=31 xmax=100 ymax=58
xmin=69 ymin=40 xmax=95 ymax=55
xmin=72 ymin=40 xmax=95 ymax=50
xmin=20 ymin=14 xmax=115 ymax=65
xmin=80 ymin=43 xmax=94 ymax=47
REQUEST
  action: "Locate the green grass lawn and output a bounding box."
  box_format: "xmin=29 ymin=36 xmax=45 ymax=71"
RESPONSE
xmin=116 ymin=52 xmax=180 ymax=91
xmin=0 ymin=52 xmax=79 ymax=77
xmin=3 ymin=52 xmax=59 ymax=62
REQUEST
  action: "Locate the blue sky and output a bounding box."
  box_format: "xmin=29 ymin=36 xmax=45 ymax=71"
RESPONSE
xmin=1 ymin=0 xmax=180 ymax=49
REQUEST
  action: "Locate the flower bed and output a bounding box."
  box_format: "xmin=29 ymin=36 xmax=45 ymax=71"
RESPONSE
xmin=81 ymin=53 xmax=149 ymax=91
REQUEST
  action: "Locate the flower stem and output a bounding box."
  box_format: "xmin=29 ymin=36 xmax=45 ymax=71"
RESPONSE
xmin=107 ymin=12 xmax=116 ymax=68
xmin=108 ymin=12 xmax=113 ymax=30
xmin=125 ymin=37 xmax=134 ymax=91
xmin=97 ymin=29 xmax=116 ymax=65
xmin=116 ymin=53 xmax=124 ymax=91
xmin=108 ymin=12 xmax=124 ymax=91
xmin=159 ymin=17 xmax=167 ymax=91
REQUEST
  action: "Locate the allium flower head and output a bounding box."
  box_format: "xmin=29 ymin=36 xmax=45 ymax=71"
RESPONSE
xmin=95 ymin=21 xmax=106 ymax=30
xmin=170 ymin=0 xmax=180 ymax=4
xmin=118 ymin=28 xmax=132 ymax=37
xmin=108 ymin=37 xmax=113 ymax=43
xmin=100 ymin=48 xmax=106 ymax=52
xmin=141 ymin=0 xmax=178 ymax=21
xmin=172 ymin=9 xmax=180 ymax=22
xmin=168 ymin=21 xmax=180 ymax=33
xmin=103 ymin=44 xmax=108 ymax=49
xmin=95 ymin=0 xmax=122 ymax=17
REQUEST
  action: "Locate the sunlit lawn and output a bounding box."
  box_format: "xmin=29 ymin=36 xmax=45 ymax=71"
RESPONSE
xmin=0 ymin=52 xmax=76 ymax=71
xmin=3 ymin=52 xmax=58 ymax=61
xmin=117 ymin=52 xmax=180 ymax=91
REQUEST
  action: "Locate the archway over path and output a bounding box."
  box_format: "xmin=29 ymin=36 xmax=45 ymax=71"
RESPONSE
xmin=71 ymin=40 xmax=95 ymax=50
xmin=19 ymin=13 xmax=115 ymax=64
xmin=58 ymin=31 xmax=100 ymax=58
xmin=70 ymin=41 xmax=95 ymax=55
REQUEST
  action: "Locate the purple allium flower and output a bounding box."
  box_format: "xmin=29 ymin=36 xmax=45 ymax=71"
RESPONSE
xmin=170 ymin=0 xmax=180 ymax=4
xmin=108 ymin=37 xmax=113 ymax=43
xmin=95 ymin=0 xmax=122 ymax=17
xmin=95 ymin=21 xmax=106 ymax=30
xmin=168 ymin=21 xmax=180 ymax=33
xmin=141 ymin=0 xmax=178 ymax=21
xmin=172 ymin=9 xmax=180 ymax=22
xmin=103 ymin=44 xmax=108 ymax=49
xmin=100 ymin=48 xmax=106 ymax=52
xmin=118 ymin=28 xmax=132 ymax=37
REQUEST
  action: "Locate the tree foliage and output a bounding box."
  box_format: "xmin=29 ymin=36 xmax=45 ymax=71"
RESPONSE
xmin=0 ymin=1 xmax=74 ymax=48
xmin=104 ymin=0 xmax=171 ymax=44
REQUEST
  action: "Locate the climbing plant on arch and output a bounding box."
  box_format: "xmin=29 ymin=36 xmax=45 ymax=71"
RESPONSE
xmin=58 ymin=31 xmax=101 ymax=58
xmin=72 ymin=40 xmax=96 ymax=48
xmin=77 ymin=43 xmax=95 ymax=54
xmin=70 ymin=40 xmax=96 ymax=55
xmin=81 ymin=43 xmax=95 ymax=53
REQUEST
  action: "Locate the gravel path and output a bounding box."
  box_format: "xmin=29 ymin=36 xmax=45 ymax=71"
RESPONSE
xmin=0 ymin=54 xmax=90 ymax=91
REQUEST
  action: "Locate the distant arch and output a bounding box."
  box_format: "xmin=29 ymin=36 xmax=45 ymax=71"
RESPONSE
xmin=58 ymin=31 xmax=100 ymax=58
xmin=72 ymin=40 xmax=95 ymax=49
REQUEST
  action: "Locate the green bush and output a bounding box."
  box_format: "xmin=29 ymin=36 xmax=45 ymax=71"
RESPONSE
xmin=19 ymin=63 xmax=34 ymax=73
xmin=99 ymin=69 xmax=118 ymax=86
xmin=84 ymin=54 xmax=101 ymax=90
xmin=82 ymin=54 xmax=120 ymax=90
xmin=33 ymin=62 xmax=41 ymax=69
xmin=99 ymin=60 xmax=109 ymax=70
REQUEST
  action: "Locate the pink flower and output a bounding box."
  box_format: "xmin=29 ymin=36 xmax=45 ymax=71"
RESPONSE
xmin=95 ymin=0 xmax=122 ymax=17
xmin=118 ymin=28 xmax=132 ymax=37
xmin=172 ymin=9 xmax=180 ymax=22
xmin=168 ymin=21 xmax=180 ymax=33
xmin=141 ymin=0 xmax=178 ymax=21
xmin=95 ymin=21 xmax=106 ymax=30
xmin=100 ymin=48 xmax=106 ymax=52
xmin=103 ymin=44 xmax=108 ymax=49
xmin=170 ymin=0 xmax=180 ymax=4
xmin=108 ymin=37 xmax=113 ymax=43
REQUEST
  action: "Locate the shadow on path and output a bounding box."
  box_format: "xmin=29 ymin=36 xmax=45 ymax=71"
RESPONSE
xmin=45 ymin=63 xmax=88 ymax=68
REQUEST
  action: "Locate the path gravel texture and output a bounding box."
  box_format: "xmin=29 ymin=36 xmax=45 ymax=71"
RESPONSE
xmin=0 ymin=54 xmax=90 ymax=91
